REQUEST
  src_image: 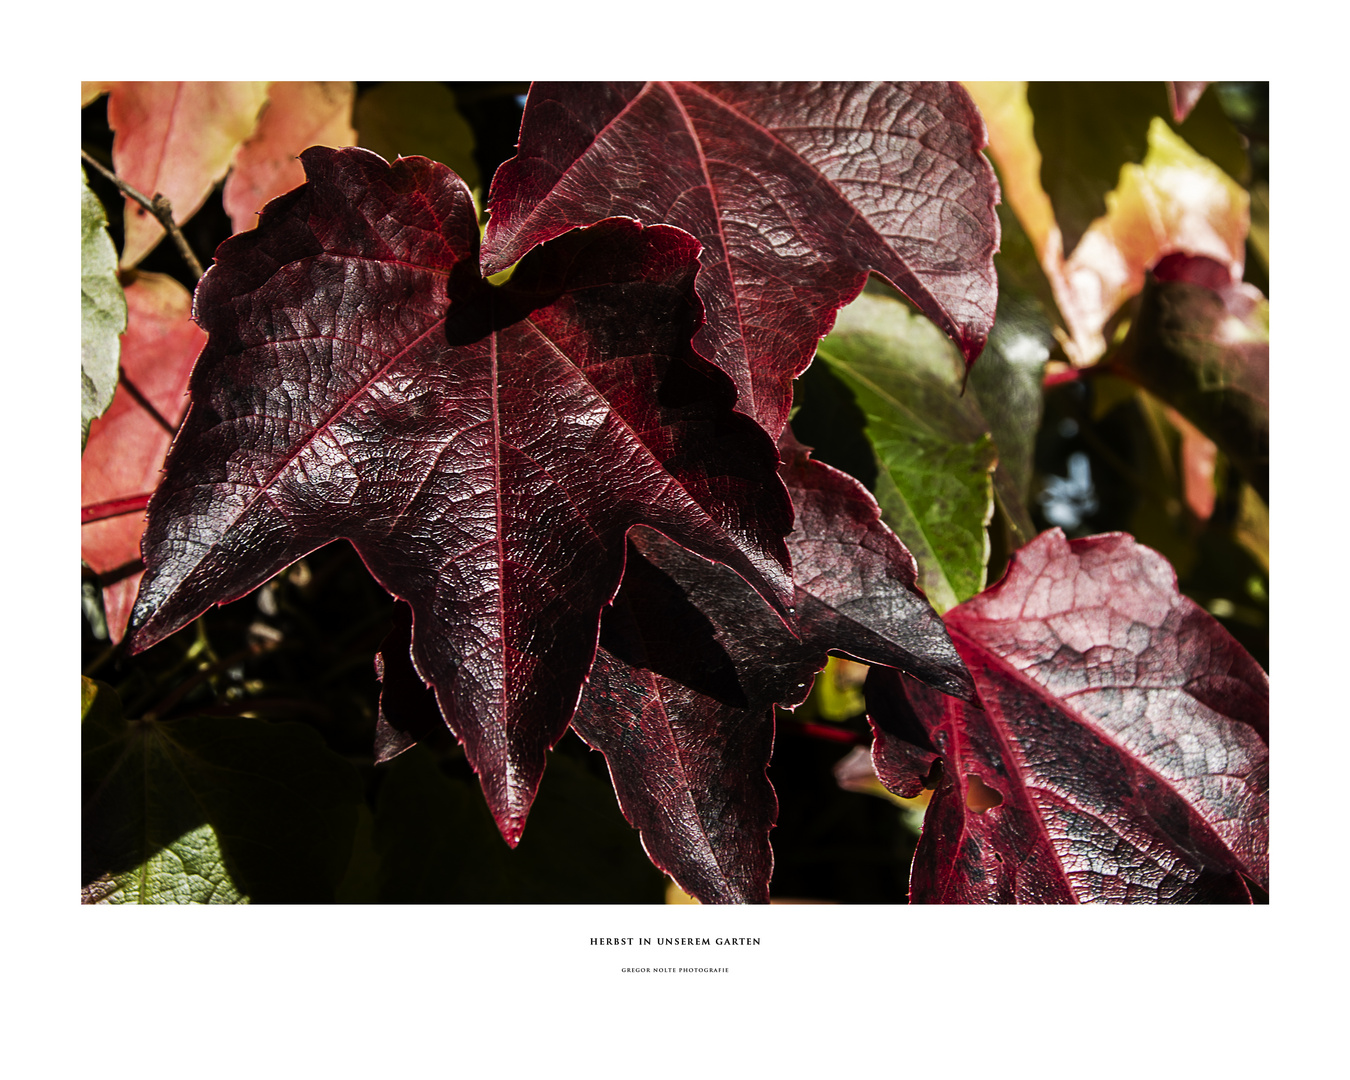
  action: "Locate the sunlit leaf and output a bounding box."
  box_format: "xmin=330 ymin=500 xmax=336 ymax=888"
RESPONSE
xmin=483 ymin=81 xmax=1000 ymax=438
xmin=814 ymin=292 xmax=995 ymax=612
xmin=223 ymin=81 xmax=357 ymax=234
xmin=105 ymin=81 xmax=269 ymax=267
xmin=967 ymin=83 xmax=1249 ymax=366
xmin=867 ymin=529 xmax=1268 ymax=903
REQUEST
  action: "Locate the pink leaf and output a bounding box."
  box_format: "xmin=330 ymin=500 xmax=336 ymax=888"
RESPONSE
xmin=867 ymin=529 xmax=1268 ymax=902
xmin=482 ymin=82 xmax=1000 ymax=438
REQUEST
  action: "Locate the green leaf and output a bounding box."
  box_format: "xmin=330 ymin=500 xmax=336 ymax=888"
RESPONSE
xmin=374 ymin=744 xmax=666 ymax=903
xmin=354 ymin=82 xmax=480 ymax=199
xmin=81 ymin=678 xmax=362 ymax=903
xmin=1029 ymin=82 xmax=1247 ymax=256
xmin=81 ymin=167 xmax=125 ymax=449
xmin=814 ymin=293 xmax=996 ymax=613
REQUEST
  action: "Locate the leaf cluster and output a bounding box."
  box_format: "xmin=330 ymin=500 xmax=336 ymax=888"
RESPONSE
xmin=81 ymin=81 xmax=1268 ymax=904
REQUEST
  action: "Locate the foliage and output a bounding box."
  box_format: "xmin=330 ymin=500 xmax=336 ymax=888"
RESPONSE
xmin=81 ymin=81 xmax=1268 ymax=904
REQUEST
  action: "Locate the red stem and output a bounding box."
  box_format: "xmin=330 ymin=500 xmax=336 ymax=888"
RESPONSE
xmin=82 ymin=493 xmax=153 ymax=524
xmin=786 ymin=720 xmax=868 ymax=745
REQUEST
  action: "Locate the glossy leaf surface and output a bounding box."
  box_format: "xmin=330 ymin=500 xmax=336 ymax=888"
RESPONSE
xmin=223 ymin=81 xmax=357 ymax=235
xmin=82 ymin=678 xmax=362 ymax=903
xmin=813 ymin=291 xmax=996 ymax=612
xmin=567 ymin=434 xmax=972 ymax=903
xmin=126 ymin=146 xmax=793 ymax=845
xmin=81 ymin=273 xmax=206 ymax=641
xmin=81 ymin=166 xmax=126 ymax=447
xmin=105 ymin=81 xmax=269 ymax=267
xmin=482 ymin=81 xmax=1000 ymax=438
xmin=867 ymin=529 xmax=1268 ymax=903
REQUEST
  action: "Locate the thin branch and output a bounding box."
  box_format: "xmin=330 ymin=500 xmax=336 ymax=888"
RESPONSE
xmin=118 ymin=370 xmax=178 ymax=435
xmin=81 ymin=148 xmax=205 ymax=281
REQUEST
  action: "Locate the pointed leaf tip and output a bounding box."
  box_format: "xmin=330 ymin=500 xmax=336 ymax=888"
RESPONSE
xmin=131 ymin=145 xmax=794 ymax=838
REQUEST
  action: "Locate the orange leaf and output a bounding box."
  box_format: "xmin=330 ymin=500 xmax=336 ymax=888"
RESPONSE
xmin=223 ymin=82 xmax=357 ymax=235
xmin=106 ymin=81 xmax=268 ymax=268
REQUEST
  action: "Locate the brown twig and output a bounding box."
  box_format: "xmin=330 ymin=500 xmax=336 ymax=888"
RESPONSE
xmin=81 ymin=148 xmax=204 ymax=281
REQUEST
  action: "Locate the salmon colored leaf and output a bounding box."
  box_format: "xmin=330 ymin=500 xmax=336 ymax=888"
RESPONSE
xmin=125 ymin=146 xmax=794 ymax=846
xmin=81 ymin=273 xmax=206 ymax=642
xmin=106 ymin=81 xmax=269 ymax=267
xmin=482 ymin=81 xmax=1000 ymax=438
xmin=223 ymin=82 xmax=357 ymax=235
xmin=82 ymin=166 xmax=126 ymax=447
xmin=867 ymin=529 xmax=1268 ymax=903
xmin=1027 ymin=82 xmax=1244 ymax=257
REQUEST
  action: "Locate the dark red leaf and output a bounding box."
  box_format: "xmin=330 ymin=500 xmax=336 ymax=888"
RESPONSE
xmin=867 ymin=529 xmax=1268 ymax=903
xmin=482 ymin=82 xmax=1000 ymax=438
xmin=1110 ymin=254 xmax=1269 ymax=501
xmin=563 ymin=431 xmax=971 ymax=903
xmin=373 ymin=602 xmax=447 ymax=764
xmin=126 ymin=146 xmax=794 ymax=845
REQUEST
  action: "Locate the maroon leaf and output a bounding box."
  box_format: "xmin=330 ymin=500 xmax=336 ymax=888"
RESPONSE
xmin=482 ymin=82 xmax=1000 ymax=438
xmin=1109 ymin=253 xmax=1269 ymax=501
xmin=867 ymin=529 xmax=1268 ymax=903
xmin=564 ymin=431 xmax=972 ymax=903
xmin=126 ymin=145 xmax=795 ymax=845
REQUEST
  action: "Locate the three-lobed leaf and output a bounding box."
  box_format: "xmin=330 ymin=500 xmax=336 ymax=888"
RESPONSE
xmin=867 ymin=529 xmax=1268 ymax=903
xmin=126 ymin=146 xmax=794 ymax=846
xmin=482 ymin=81 xmax=1000 ymax=439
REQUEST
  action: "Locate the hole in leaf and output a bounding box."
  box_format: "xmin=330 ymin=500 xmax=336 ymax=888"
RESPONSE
xmin=965 ymin=774 xmax=1003 ymax=813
